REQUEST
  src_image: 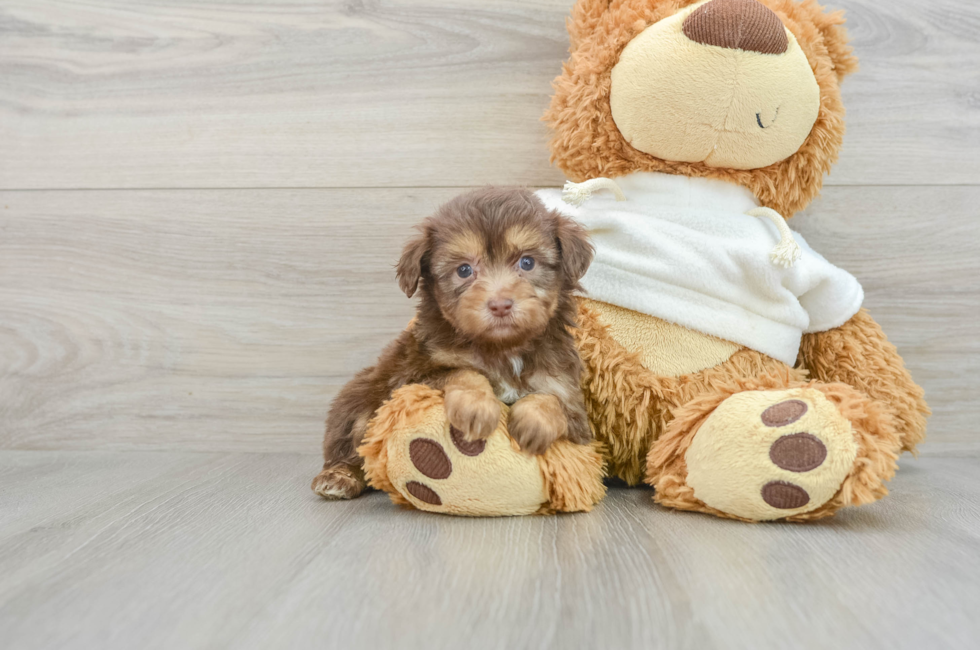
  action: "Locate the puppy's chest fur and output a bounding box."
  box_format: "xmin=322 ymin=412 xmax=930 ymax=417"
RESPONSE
xmin=433 ymin=347 xmax=542 ymax=405
xmin=468 ymin=353 xmax=534 ymax=405
xmin=488 ymin=355 xmax=528 ymax=405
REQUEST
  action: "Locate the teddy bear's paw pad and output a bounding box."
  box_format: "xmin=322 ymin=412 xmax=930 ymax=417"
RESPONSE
xmin=381 ymin=402 xmax=548 ymax=517
xmin=760 ymin=480 xmax=810 ymax=509
xmin=767 ymin=432 xmax=827 ymax=473
xmin=409 ymin=438 xmax=453 ymax=479
xmin=684 ymin=389 xmax=858 ymax=520
xmin=450 ymin=425 xmax=486 ymax=456
xmin=761 ymin=400 xmax=808 ymax=427
xmin=404 ymin=481 xmax=442 ymax=506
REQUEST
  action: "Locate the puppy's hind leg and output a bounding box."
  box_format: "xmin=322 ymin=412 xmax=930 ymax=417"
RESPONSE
xmin=313 ymin=411 xmax=370 ymax=499
xmin=314 ymin=372 xmax=376 ymax=500
xmin=312 ymin=462 xmax=367 ymax=500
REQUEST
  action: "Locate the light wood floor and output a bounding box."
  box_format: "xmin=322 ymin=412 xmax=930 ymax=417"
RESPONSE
xmin=0 ymin=451 xmax=978 ymax=649
xmin=1 ymin=1 xmax=979 ymax=648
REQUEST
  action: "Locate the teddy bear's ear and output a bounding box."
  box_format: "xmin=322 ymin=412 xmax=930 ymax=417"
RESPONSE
xmin=567 ymin=0 xmax=612 ymax=50
xmin=812 ymin=6 xmax=859 ymax=81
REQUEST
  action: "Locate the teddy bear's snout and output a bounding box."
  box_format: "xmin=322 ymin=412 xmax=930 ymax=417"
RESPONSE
xmin=608 ymin=0 xmax=821 ymax=169
xmin=682 ymin=0 xmax=788 ymax=55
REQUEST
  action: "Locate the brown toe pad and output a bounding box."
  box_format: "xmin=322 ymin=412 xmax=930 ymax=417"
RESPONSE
xmin=761 ymin=399 xmax=808 ymax=427
xmin=761 ymin=481 xmax=810 ymax=509
xmin=450 ymin=425 xmax=486 ymax=457
xmin=405 ymin=481 xmax=442 ymax=506
xmin=409 ymin=438 xmax=452 ymax=479
xmin=769 ymin=432 xmax=827 ymax=472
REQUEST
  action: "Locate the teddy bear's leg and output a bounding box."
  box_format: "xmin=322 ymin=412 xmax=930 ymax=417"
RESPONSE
xmin=647 ymin=378 xmax=903 ymax=522
xmin=800 ymin=309 xmax=929 ymax=453
xmin=357 ymin=384 xmax=605 ymax=516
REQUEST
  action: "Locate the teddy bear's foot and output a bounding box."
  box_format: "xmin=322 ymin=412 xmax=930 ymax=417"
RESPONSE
xmin=358 ymin=384 xmax=605 ymax=516
xmin=682 ymin=388 xmax=857 ymax=520
xmin=648 ymin=382 xmax=902 ymax=521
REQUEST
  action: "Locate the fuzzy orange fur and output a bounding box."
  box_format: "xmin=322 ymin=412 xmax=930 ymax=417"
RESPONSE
xmin=546 ymin=0 xmax=858 ymax=217
xmin=574 ymin=299 xmax=909 ymax=520
xmin=647 ymin=375 xmax=902 ymax=522
xmin=358 ymin=383 xmax=607 ymax=513
xmin=537 ymin=440 xmax=608 ymax=514
xmin=355 ymin=0 xmax=926 ymax=522
xmin=359 ymin=303 xmax=920 ymax=520
xmin=358 ymin=383 xmax=444 ymax=508
xmin=547 ymin=0 xmax=927 ymax=521
xmin=799 ymin=308 xmax=930 ymax=453
xmin=574 ymin=300 xmax=804 ymax=484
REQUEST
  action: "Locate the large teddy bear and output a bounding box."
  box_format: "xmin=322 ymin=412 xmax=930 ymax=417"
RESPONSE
xmin=355 ymin=0 xmax=929 ymax=522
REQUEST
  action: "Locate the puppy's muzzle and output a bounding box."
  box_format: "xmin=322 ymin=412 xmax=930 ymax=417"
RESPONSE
xmin=487 ymin=299 xmax=514 ymax=318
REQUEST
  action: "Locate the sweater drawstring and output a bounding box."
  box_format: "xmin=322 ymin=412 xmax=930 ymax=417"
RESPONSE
xmin=561 ymin=177 xmax=626 ymax=206
xmin=747 ymin=207 xmax=802 ymax=268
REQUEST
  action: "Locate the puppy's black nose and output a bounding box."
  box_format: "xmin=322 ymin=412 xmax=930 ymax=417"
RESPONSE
xmin=488 ymin=299 xmax=514 ymax=317
xmin=682 ymin=0 xmax=788 ymax=55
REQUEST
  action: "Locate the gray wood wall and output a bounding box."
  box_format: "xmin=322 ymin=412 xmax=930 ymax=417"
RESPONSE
xmin=2 ymin=0 xmax=978 ymax=454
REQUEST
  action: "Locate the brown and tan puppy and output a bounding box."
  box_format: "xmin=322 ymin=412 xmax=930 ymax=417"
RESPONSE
xmin=312 ymin=187 xmax=595 ymax=500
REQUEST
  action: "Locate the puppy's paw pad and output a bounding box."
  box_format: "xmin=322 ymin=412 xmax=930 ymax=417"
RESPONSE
xmin=312 ymin=468 xmax=364 ymax=500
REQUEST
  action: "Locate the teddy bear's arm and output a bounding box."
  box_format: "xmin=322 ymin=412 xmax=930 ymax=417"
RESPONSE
xmin=797 ymin=308 xmax=929 ymax=453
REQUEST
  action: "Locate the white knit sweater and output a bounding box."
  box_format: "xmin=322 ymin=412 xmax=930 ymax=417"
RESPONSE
xmin=536 ymin=172 xmax=863 ymax=366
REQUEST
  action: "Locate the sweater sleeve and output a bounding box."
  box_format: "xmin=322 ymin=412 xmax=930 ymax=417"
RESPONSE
xmin=789 ymin=232 xmax=865 ymax=334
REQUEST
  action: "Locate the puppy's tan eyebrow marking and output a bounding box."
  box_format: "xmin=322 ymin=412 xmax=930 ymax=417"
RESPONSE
xmin=504 ymin=225 xmax=548 ymax=256
xmin=442 ymin=230 xmax=484 ymax=261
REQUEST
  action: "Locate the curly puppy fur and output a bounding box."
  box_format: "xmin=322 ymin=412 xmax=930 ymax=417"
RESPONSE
xmin=313 ymin=187 xmax=596 ymax=499
xmin=546 ymin=0 xmax=858 ymax=217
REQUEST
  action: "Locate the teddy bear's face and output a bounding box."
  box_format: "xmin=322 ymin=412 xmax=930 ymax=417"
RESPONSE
xmin=546 ymin=0 xmax=859 ymax=217
xmin=610 ymin=0 xmax=821 ymax=170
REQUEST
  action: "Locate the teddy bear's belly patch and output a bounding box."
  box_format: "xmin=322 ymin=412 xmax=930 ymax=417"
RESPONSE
xmin=582 ymin=299 xmax=740 ymax=376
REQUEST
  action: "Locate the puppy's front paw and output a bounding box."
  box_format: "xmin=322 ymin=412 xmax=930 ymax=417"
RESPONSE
xmin=508 ymin=394 xmax=568 ymax=455
xmin=444 ymin=389 xmax=501 ymax=441
xmin=311 ymin=465 xmax=366 ymax=500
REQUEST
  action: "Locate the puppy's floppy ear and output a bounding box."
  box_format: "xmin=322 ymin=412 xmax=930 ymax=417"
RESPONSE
xmin=395 ymin=233 xmax=428 ymax=298
xmin=554 ymin=214 xmax=594 ymax=283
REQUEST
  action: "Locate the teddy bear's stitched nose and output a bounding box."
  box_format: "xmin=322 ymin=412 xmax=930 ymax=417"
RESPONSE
xmin=682 ymin=0 xmax=788 ymax=55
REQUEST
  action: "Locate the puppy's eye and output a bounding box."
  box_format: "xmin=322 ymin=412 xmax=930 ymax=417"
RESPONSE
xmin=456 ymin=264 xmax=473 ymax=279
xmin=519 ymin=256 xmax=535 ymax=271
